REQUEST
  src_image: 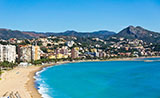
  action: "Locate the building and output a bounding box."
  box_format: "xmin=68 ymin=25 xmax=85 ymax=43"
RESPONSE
xmin=99 ymin=51 xmax=107 ymax=58
xmin=60 ymin=46 xmax=68 ymax=55
xmin=32 ymin=45 xmax=41 ymax=61
xmin=71 ymin=48 xmax=79 ymax=59
xmin=18 ymin=45 xmax=41 ymax=62
xmin=66 ymin=41 xmax=74 ymax=47
xmin=18 ymin=45 xmax=32 ymax=62
xmin=0 ymin=45 xmax=3 ymax=62
xmin=0 ymin=44 xmax=16 ymax=63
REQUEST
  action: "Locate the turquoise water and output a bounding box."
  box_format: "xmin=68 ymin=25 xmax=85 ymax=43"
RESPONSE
xmin=35 ymin=59 xmax=160 ymax=98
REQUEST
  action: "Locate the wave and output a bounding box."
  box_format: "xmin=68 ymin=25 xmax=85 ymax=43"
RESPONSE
xmin=34 ymin=63 xmax=69 ymax=98
xmin=38 ymin=83 xmax=52 ymax=98
xmin=34 ymin=66 xmax=54 ymax=98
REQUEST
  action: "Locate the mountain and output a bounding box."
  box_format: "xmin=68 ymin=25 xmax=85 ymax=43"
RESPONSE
xmin=1 ymin=26 xmax=160 ymax=43
xmin=22 ymin=31 xmax=45 ymax=38
xmin=0 ymin=29 xmax=45 ymax=40
xmin=0 ymin=28 xmax=116 ymax=40
xmin=115 ymin=26 xmax=160 ymax=43
xmin=44 ymin=30 xmax=116 ymax=39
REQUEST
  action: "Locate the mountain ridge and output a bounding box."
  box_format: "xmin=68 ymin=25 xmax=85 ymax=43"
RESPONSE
xmin=115 ymin=26 xmax=160 ymax=43
xmin=0 ymin=28 xmax=116 ymax=40
xmin=44 ymin=30 xmax=116 ymax=39
xmin=0 ymin=26 xmax=160 ymax=43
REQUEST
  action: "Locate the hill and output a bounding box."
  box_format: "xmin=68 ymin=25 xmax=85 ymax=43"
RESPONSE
xmin=1 ymin=26 xmax=160 ymax=43
xmin=115 ymin=26 xmax=160 ymax=43
xmin=0 ymin=29 xmax=45 ymax=40
xmin=44 ymin=30 xmax=116 ymax=39
xmin=0 ymin=28 xmax=116 ymax=40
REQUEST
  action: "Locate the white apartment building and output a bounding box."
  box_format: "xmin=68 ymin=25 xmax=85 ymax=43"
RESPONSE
xmin=0 ymin=44 xmax=16 ymax=63
xmin=0 ymin=45 xmax=4 ymax=62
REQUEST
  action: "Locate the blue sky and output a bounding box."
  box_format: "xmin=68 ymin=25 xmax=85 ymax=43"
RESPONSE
xmin=0 ymin=0 xmax=160 ymax=33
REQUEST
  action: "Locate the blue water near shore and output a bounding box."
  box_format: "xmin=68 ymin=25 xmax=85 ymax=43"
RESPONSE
xmin=35 ymin=58 xmax=160 ymax=98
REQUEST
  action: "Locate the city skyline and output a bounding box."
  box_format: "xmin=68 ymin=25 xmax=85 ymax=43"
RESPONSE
xmin=0 ymin=0 xmax=160 ymax=32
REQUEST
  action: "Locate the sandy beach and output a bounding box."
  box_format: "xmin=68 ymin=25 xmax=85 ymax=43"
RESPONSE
xmin=0 ymin=66 xmax=41 ymax=98
xmin=26 ymin=65 xmax=43 ymax=98
xmin=0 ymin=61 xmax=69 ymax=98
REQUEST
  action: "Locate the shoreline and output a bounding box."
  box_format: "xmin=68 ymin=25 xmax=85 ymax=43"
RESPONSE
xmin=25 ymin=65 xmax=42 ymax=98
xmin=29 ymin=56 xmax=160 ymax=98
xmin=0 ymin=66 xmax=42 ymax=98
xmin=0 ymin=56 xmax=160 ymax=98
xmin=26 ymin=61 xmax=70 ymax=98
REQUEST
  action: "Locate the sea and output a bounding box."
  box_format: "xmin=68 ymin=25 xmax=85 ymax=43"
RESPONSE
xmin=35 ymin=58 xmax=160 ymax=98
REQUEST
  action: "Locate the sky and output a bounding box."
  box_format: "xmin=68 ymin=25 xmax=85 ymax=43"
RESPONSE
xmin=0 ymin=0 xmax=160 ymax=33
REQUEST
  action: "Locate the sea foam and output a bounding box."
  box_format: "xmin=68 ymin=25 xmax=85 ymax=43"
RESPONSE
xmin=35 ymin=66 xmax=53 ymax=98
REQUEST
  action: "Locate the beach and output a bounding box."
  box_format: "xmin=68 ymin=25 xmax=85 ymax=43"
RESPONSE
xmin=0 ymin=58 xmax=148 ymax=98
xmin=0 ymin=62 xmax=69 ymax=98
xmin=0 ymin=66 xmax=41 ymax=98
xmin=0 ymin=57 xmax=159 ymax=98
xmin=0 ymin=64 xmax=56 ymax=98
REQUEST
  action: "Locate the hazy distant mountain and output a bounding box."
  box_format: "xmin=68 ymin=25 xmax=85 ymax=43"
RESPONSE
xmin=0 ymin=28 xmax=115 ymax=40
xmin=1 ymin=26 xmax=160 ymax=43
xmin=44 ymin=30 xmax=116 ymax=39
xmin=115 ymin=26 xmax=160 ymax=43
xmin=0 ymin=29 xmax=45 ymax=40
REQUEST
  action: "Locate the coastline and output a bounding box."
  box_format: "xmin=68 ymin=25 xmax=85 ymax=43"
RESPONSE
xmin=0 ymin=56 xmax=160 ymax=98
xmin=29 ymin=56 xmax=160 ymax=98
xmin=26 ymin=65 xmax=42 ymax=98
xmin=26 ymin=61 xmax=70 ymax=98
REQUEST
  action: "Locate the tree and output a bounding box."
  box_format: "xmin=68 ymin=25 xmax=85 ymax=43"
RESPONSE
xmin=32 ymin=60 xmax=42 ymax=65
xmin=0 ymin=61 xmax=17 ymax=69
xmin=41 ymin=47 xmax=48 ymax=53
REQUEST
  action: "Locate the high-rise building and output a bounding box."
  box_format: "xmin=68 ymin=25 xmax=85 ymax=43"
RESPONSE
xmin=0 ymin=45 xmax=4 ymax=62
xmin=18 ymin=45 xmax=41 ymax=62
xmin=32 ymin=45 xmax=41 ymax=61
xmin=18 ymin=45 xmax=32 ymax=62
xmin=0 ymin=44 xmax=16 ymax=63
